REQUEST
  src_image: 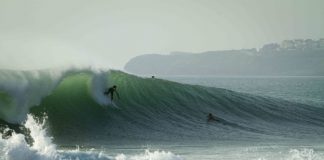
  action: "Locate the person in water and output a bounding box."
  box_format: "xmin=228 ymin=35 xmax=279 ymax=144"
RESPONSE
xmin=104 ymin=85 xmax=120 ymax=101
xmin=207 ymin=113 xmax=219 ymax=122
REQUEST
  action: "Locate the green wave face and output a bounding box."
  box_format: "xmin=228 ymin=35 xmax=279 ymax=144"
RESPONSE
xmin=0 ymin=91 xmax=13 ymax=119
xmin=30 ymin=73 xmax=107 ymax=137
xmin=1 ymin=69 xmax=324 ymax=145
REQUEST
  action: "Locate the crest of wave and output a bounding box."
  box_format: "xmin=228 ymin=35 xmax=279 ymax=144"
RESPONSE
xmin=0 ymin=66 xmax=111 ymax=124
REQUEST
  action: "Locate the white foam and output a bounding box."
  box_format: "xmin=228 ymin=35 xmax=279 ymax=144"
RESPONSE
xmin=58 ymin=149 xmax=112 ymax=160
xmin=0 ymin=114 xmax=111 ymax=160
xmin=25 ymin=114 xmax=57 ymax=158
xmin=287 ymin=148 xmax=320 ymax=160
xmin=115 ymin=150 xmax=183 ymax=160
xmin=0 ymin=115 xmax=182 ymax=160
xmin=250 ymin=148 xmax=322 ymax=160
xmin=0 ymin=114 xmax=59 ymax=160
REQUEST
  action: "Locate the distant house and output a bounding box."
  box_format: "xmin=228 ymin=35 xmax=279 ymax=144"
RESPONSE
xmin=281 ymin=40 xmax=295 ymax=50
xmin=304 ymin=39 xmax=317 ymax=49
xmin=293 ymin=39 xmax=305 ymax=49
xmin=124 ymin=38 xmax=324 ymax=76
xmin=319 ymin=39 xmax=324 ymax=48
xmin=260 ymin=43 xmax=280 ymax=53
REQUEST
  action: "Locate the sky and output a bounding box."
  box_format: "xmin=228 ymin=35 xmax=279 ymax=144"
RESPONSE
xmin=0 ymin=0 xmax=323 ymax=70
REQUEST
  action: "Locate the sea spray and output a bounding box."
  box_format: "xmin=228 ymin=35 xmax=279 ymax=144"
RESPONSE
xmin=0 ymin=68 xmax=112 ymax=123
xmin=0 ymin=114 xmax=110 ymax=160
xmin=0 ymin=114 xmax=183 ymax=160
xmin=0 ymin=69 xmax=64 ymax=123
xmin=0 ymin=114 xmax=59 ymax=160
xmin=90 ymin=70 xmax=112 ymax=106
xmin=24 ymin=114 xmax=57 ymax=158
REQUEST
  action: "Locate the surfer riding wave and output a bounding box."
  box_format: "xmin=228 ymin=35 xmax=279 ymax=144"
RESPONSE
xmin=104 ymin=85 xmax=120 ymax=101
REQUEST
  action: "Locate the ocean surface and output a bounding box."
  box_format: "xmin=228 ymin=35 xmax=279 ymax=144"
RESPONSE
xmin=161 ymin=76 xmax=324 ymax=108
xmin=1 ymin=68 xmax=324 ymax=160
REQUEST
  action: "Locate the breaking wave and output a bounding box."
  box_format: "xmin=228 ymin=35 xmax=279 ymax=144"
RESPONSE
xmin=0 ymin=68 xmax=324 ymax=144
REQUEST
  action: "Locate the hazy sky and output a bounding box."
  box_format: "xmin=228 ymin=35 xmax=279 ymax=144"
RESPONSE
xmin=1 ymin=0 xmax=323 ymax=70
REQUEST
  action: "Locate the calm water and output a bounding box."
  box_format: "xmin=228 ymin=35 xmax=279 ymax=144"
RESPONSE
xmin=161 ymin=76 xmax=324 ymax=107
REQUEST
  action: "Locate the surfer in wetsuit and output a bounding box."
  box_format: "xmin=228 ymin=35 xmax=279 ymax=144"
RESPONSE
xmin=207 ymin=113 xmax=219 ymax=122
xmin=104 ymin=85 xmax=120 ymax=101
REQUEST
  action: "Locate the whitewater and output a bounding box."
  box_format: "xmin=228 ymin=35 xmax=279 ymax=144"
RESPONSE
xmin=1 ymin=68 xmax=324 ymax=160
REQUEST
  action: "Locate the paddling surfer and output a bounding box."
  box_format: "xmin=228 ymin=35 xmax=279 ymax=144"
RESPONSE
xmin=207 ymin=113 xmax=219 ymax=122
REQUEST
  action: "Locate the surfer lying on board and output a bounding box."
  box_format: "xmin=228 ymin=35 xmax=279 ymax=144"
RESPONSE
xmin=207 ymin=113 xmax=219 ymax=122
xmin=104 ymin=85 xmax=120 ymax=101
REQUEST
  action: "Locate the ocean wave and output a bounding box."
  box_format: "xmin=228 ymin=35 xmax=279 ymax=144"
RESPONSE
xmin=0 ymin=114 xmax=182 ymax=160
xmin=1 ymin=69 xmax=324 ymax=143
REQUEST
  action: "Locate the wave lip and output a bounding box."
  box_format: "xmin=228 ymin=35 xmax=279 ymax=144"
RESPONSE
xmin=0 ymin=68 xmax=111 ymax=123
xmin=0 ymin=69 xmax=64 ymax=123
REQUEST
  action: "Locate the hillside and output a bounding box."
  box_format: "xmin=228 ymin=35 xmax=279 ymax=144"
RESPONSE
xmin=124 ymin=39 xmax=324 ymax=76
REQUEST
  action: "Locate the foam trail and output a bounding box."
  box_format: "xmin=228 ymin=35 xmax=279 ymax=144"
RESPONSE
xmin=115 ymin=150 xmax=183 ymax=160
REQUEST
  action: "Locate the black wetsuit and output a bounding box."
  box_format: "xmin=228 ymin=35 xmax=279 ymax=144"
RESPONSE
xmin=105 ymin=87 xmax=117 ymax=100
xmin=207 ymin=114 xmax=219 ymax=122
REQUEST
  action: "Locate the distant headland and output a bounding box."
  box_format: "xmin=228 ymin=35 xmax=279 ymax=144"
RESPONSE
xmin=124 ymin=39 xmax=324 ymax=76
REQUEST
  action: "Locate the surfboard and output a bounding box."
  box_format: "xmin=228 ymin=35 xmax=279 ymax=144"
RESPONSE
xmin=110 ymin=102 xmax=120 ymax=109
xmin=102 ymin=101 xmax=120 ymax=109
